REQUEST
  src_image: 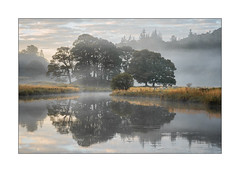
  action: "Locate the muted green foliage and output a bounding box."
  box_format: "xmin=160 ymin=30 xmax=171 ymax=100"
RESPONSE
xmin=118 ymin=46 xmax=135 ymax=72
xmin=111 ymin=73 xmax=133 ymax=90
xmin=47 ymin=47 xmax=74 ymax=84
xmin=71 ymin=34 xmax=122 ymax=82
xmin=128 ymin=49 xmax=176 ymax=87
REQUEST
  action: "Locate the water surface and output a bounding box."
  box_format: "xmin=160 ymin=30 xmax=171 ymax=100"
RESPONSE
xmin=19 ymin=92 xmax=221 ymax=153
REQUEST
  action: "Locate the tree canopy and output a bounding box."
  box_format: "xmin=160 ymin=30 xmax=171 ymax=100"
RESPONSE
xmin=46 ymin=34 xmax=176 ymax=87
xmin=47 ymin=47 xmax=74 ymax=83
xmin=111 ymin=73 xmax=134 ymax=90
xmin=129 ymin=49 xmax=176 ymax=87
xmin=71 ymin=34 xmax=122 ymax=86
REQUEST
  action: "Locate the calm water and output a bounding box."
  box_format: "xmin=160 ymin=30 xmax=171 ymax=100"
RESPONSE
xmin=19 ymin=92 xmax=221 ymax=153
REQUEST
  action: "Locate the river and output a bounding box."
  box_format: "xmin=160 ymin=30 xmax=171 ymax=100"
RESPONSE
xmin=19 ymin=92 xmax=221 ymax=153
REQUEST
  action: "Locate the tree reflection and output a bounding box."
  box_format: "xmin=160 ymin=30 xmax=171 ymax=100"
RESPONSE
xmin=19 ymin=101 xmax=47 ymax=132
xmin=46 ymin=98 xmax=221 ymax=150
xmin=70 ymin=99 xmax=122 ymax=147
xmin=111 ymin=101 xmax=175 ymax=131
xmin=47 ymin=98 xmax=176 ymax=147
xmin=47 ymin=99 xmax=74 ymax=134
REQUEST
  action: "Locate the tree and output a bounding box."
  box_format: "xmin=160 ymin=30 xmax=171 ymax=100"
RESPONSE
xmin=19 ymin=45 xmax=49 ymax=78
xmin=128 ymin=50 xmax=152 ymax=86
xmin=111 ymin=73 xmax=134 ymax=90
xmin=71 ymin=34 xmax=122 ymax=85
xmin=171 ymin=35 xmax=177 ymax=42
xmin=47 ymin=47 xmax=74 ymax=83
xmin=118 ymin=46 xmax=135 ymax=72
xmin=129 ymin=49 xmax=176 ymax=87
xmin=20 ymin=45 xmax=39 ymax=55
xmin=26 ymin=45 xmax=38 ymax=55
xmin=139 ymin=29 xmax=146 ymax=40
xmin=39 ymin=49 xmax=44 ymax=57
xmin=156 ymin=58 xmax=176 ymax=87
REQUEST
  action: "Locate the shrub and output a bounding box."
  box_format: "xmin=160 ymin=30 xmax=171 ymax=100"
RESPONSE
xmin=111 ymin=73 xmax=134 ymax=90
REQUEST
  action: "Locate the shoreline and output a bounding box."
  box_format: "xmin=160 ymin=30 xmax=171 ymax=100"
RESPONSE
xmin=19 ymin=84 xmax=111 ymax=97
xmin=110 ymin=87 xmax=221 ymax=106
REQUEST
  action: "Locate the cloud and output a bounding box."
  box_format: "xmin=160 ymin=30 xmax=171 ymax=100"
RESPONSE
xmin=19 ymin=18 xmax=221 ymax=59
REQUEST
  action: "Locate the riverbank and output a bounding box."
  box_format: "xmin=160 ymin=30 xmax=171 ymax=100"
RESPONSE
xmin=19 ymin=84 xmax=80 ymax=96
xmin=111 ymin=87 xmax=221 ymax=105
xmin=19 ymin=82 xmax=111 ymax=96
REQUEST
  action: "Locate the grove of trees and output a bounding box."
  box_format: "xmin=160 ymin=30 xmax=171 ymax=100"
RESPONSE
xmin=46 ymin=34 xmax=177 ymax=88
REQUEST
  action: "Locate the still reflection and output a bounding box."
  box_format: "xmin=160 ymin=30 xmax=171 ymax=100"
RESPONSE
xmin=19 ymin=101 xmax=47 ymax=132
xmin=47 ymin=98 xmax=176 ymax=147
xmin=19 ymin=93 xmax=221 ymax=153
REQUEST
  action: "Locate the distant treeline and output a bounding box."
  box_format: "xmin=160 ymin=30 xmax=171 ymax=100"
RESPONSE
xmin=19 ymin=45 xmax=49 ymax=81
xmin=117 ymin=28 xmax=221 ymax=51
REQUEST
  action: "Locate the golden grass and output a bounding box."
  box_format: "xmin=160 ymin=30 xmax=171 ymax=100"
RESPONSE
xmin=19 ymin=84 xmax=80 ymax=96
xmin=111 ymin=87 xmax=221 ymax=105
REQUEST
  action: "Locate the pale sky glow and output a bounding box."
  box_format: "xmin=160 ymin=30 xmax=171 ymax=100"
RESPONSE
xmin=19 ymin=18 xmax=221 ymax=61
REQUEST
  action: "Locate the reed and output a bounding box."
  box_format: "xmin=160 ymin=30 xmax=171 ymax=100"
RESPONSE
xmin=111 ymin=87 xmax=221 ymax=105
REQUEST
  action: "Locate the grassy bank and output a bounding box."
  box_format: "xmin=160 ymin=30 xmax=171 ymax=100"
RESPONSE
xmin=111 ymin=87 xmax=221 ymax=105
xmin=19 ymin=84 xmax=80 ymax=96
xmin=19 ymin=81 xmax=111 ymax=96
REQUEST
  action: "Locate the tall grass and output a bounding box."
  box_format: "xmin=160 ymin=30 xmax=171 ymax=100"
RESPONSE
xmin=19 ymin=84 xmax=80 ymax=96
xmin=111 ymin=87 xmax=221 ymax=105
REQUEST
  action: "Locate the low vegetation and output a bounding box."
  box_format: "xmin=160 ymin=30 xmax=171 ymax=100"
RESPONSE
xmin=19 ymin=81 xmax=111 ymax=97
xmin=111 ymin=87 xmax=221 ymax=105
xmin=111 ymin=73 xmax=133 ymax=90
xmin=19 ymin=84 xmax=80 ymax=96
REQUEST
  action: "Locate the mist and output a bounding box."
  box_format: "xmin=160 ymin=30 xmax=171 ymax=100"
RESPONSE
xmin=19 ymin=20 xmax=222 ymax=87
xmin=160 ymin=48 xmax=221 ymax=87
xmin=19 ymin=46 xmax=50 ymax=84
xmin=119 ymin=27 xmax=222 ymax=87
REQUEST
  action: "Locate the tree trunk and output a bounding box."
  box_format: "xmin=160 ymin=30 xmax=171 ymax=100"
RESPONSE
xmin=145 ymin=82 xmax=148 ymax=86
xmin=68 ymin=74 xmax=72 ymax=84
xmin=152 ymin=83 xmax=155 ymax=87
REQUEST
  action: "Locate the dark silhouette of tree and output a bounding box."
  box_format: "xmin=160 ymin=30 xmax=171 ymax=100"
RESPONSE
xmin=129 ymin=49 xmax=176 ymax=87
xmin=171 ymin=35 xmax=177 ymax=42
xmin=139 ymin=29 xmax=146 ymax=40
xmin=111 ymin=73 xmax=133 ymax=90
xmin=22 ymin=45 xmax=39 ymax=55
xmin=39 ymin=49 xmax=44 ymax=57
xmin=71 ymin=34 xmax=122 ymax=86
xmin=117 ymin=28 xmax=221 ymax=51
xmin=118 ymin=46 xmax=135 ymax=72
xmin=47 ymin=47 xmax=74 ymax=83
xmin=186 ymin=83 xmax=192 ymax=87
xmin=155 ymin=58 xmax=176 ymax=87
xmin=128 ymin=50 xmax=151 ymax=86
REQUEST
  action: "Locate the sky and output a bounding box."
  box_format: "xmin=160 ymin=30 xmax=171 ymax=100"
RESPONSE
xmin=19 ymin=18 xmax=221 ymax=61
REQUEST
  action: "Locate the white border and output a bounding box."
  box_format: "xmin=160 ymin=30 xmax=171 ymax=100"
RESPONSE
xmin=1 ymin=0 xmax=240 ymax=172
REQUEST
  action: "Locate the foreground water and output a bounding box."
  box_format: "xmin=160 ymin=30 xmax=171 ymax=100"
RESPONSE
xmin=19 ymin=92 xmax=221 ymax=153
